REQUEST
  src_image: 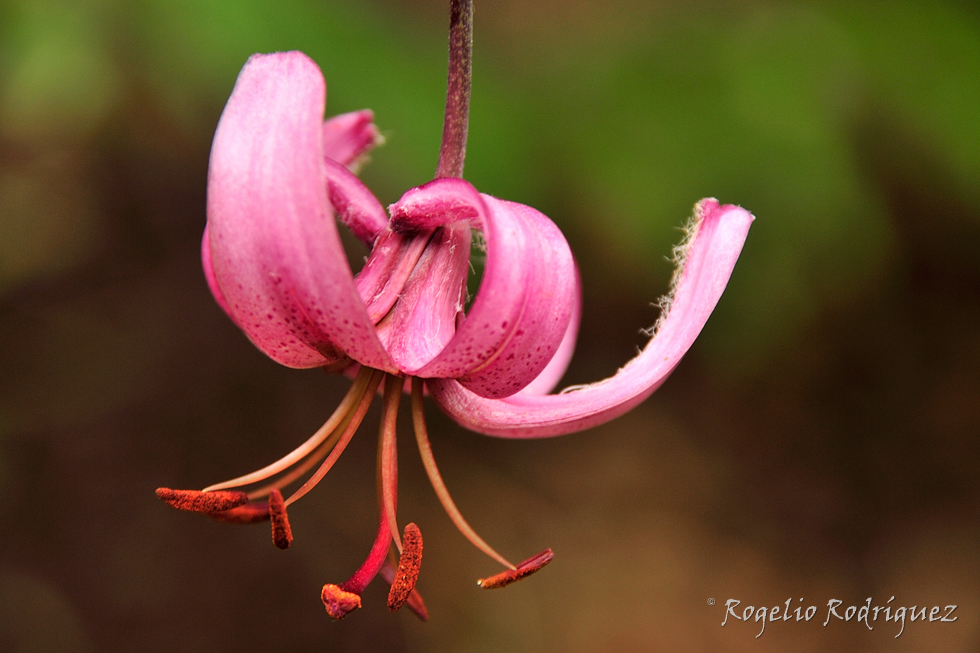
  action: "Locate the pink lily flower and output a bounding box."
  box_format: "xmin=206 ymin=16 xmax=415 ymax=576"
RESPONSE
xmin=157 ymin=49 xmax=752 ymax=620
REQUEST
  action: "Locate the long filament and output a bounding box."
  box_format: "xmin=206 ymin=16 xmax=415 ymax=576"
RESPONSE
xmin=380 ymin=375 xmax=403 ymax=553
xmin=245 ymin=427 xmax=341 ymax=500
xmin=203 ymin=367 xmax=374 ymax=493
xmin=285 ymin=369 xmax=384 ymax=506
xmin=411 ymin=377 xmax=515 ymax=570
xmin=341 ymin=377 xmax=401 ymax=595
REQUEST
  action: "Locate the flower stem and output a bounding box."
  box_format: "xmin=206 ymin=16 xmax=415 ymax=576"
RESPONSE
xmin=435 ymin=0 xmax=473 ymax=179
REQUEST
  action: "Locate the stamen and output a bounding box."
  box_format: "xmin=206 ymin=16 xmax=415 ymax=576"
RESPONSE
xmin=477 ymin=548 xmax=554 ymax=589
xmin=207 ymin=501 xmax=271 ymax=524
xmin=321 ymin=584 xmax=362 ymax=620
xmin=380 ymin=561 xmax=429 ymax=621
xmin=285 ymin=369 xmax=385 ymax=506
xmin=387 ymin=523 xmax=422 ymax=612
xmin=155 ymin=488 xmax=247 ymax=513
xmin=410 ymin=378 xmax=516 ymax=570
xmin=380 ymin=375 xmax=403 ymax=553
xmin=244 ymin=431 xmax=339 ymax=500
xmin=203 ymin=366 xmax=375 ymax=494
xmin=269 ymin=489 xmax=293 ymax=549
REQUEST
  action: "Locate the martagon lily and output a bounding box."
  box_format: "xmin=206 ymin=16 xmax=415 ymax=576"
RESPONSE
xmin=157 ymin=0 xmax=753 ymax=622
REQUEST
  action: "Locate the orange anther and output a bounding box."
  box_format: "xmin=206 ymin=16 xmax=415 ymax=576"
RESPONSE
xmin=269 ymin=489 xmax=293 ymax=549
xmin=477 ymin=548 xmax=554 ymax=589
xmin=155 ymin=488 xmax=248 ymax=514
xmin=387 ymin=523 xmax=423 ymax=612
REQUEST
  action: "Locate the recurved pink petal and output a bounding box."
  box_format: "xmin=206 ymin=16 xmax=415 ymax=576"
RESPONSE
xmin=388 ymin=179 xmax=576 ymax=397
xmin=428 ymin=199 xmax=754 ymax=437
xmin=321 ymin=109 xmax=383 ymax=170
xmin=354 ymin=228 xmax=431 ymax=325
xmin=323 ymin=158 xmax=388 ymax=246
xmin=516 ymin=265 xmax=581 ymax=396
xmin=206 ymin=52 xmax=394 ymax=371
xmin=201 ymin=223 xmax=239 ymax=327
xmin=375 ymin=223 xmax=471 ymax=372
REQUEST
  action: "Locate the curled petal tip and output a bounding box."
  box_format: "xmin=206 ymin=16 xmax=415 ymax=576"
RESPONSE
xmin=430 ymin=197 xmax=753 ymax=437
xmin=323 ymin=158 xmax=389 ymax=246
xmin=321 ymin=109 xmax=384 ymax=171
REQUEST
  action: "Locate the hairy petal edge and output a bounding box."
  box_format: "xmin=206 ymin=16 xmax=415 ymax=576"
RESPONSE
xmin=428 ymin=199 xmax=754 ymax=437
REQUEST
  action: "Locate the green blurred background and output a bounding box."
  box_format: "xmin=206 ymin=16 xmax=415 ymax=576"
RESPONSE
xmin=1 ymin=0 xmax=978 ymax=650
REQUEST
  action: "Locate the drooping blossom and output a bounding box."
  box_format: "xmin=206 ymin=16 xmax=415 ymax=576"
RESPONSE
xmin=157 ymin=45 xmax=752 ymax=620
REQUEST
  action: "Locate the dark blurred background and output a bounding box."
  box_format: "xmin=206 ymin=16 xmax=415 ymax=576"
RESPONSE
xmin=1 ymin=0 xmax=978 ymax=651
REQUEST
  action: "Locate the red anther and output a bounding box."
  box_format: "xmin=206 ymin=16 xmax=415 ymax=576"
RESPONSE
xmin=380 ymin=562 xmax=429 ymax=622
xmin=155 ymin=488 xmax=248 ymax=513
xmin=387 ymin=523 xmax=422 ymax=612
xmin=268 ymin=489 xmax=293 ymax=549
xmin=207 ymin=502 xmax=271 ymax=524
xmin=477 ymin=548 xmax=554 ymax=589
xmin=321 ymin=584 xmax=362 ymax=620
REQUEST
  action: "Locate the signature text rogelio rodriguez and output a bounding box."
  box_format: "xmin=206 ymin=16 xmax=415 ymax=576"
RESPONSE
xmin=718 ymin=597 xmax=958 ymax=638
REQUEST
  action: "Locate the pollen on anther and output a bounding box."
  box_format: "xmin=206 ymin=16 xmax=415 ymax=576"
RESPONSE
xmin=387 ymin=523 xmax=423 ymax=612
xmin=155 ymin=488 xmax=248 ymax=514
xmin=321 ymin=584 xmax=362 ymax=620
xmin=380 ymin=562 xmax=429 ymax=621
xmin=268 ymin=489 xmax=293 ymax=549
xmin=477 ymin=548 xmax=554 ymax=590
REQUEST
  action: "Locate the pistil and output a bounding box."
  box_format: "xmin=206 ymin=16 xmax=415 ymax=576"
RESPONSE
xmin=321 ymin=374 xmax=408 ymax=618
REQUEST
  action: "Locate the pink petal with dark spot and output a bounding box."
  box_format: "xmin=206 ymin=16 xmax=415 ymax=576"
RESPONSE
xmin=205 ymin=51 xmax=395 ymax=371
xmin=389 ymin=179 xmax=576 ymax=398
